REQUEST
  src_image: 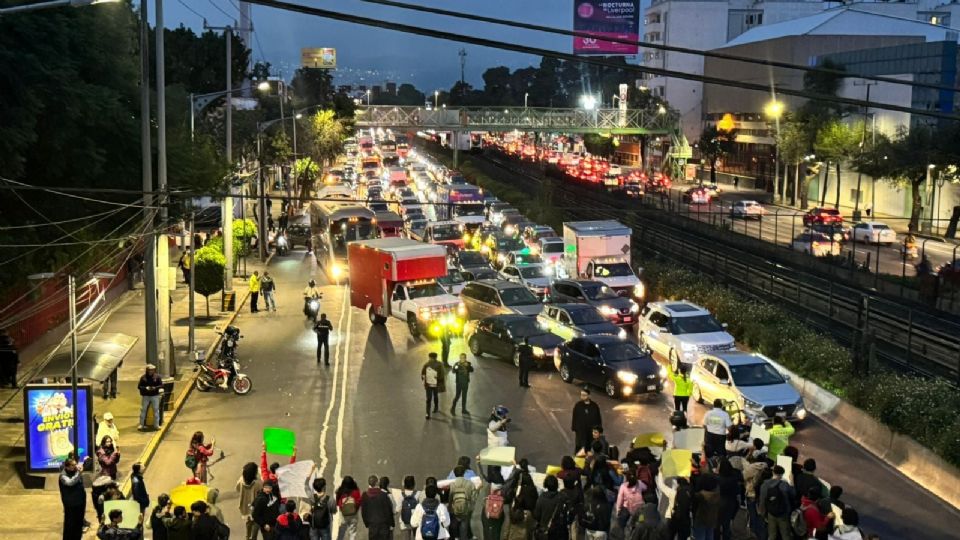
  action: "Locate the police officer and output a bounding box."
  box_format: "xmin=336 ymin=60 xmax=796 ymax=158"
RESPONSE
xmin=314 ymin=313 xmax=333 ymax=366
xmin=516 ymin=337 xmax=534 ymax=388
xmin=450 ymin=353 xmax=473 ymax=415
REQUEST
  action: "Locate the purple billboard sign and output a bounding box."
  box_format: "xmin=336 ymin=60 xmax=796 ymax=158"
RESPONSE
xmin=573 ymin=1 xmax=640 ymax=55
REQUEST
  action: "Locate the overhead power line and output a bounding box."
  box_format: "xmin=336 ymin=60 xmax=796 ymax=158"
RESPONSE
xmin=360 ymin=0 xmax=960 ymax=95
xmin=243 ymin=0 xmax=959 ymax=121
xmin=0 ymin=177 xmax=159 ymax=209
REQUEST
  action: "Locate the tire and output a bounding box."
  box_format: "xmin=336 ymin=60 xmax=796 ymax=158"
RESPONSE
xmin=369 ymin=307 xmax=386 ymax=325
xmin=513 ymin=347 xmax=521 ymax=367
xmin=604 ymin=379 xmax=619 ymax=399
xmin=232 ymin=375 xmax=252 ymax=395
xmin=469 ymin=337 xmax=483 ymax=358
xmin=669 ymin=349 xmax=681 ymax=372
xmin=195 ymin=377 xmax=210 ymax=392
xmin=693 ymin=384 xmax=704 ymax=404
xmin=559 ymin=362 xmax=574 ymax=383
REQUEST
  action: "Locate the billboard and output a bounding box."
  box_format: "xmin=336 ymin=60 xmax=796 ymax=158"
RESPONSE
xmin=573 ymin=1 xmax=640 ymax=55
xmin=23 ymin=384 xmax=94 ymax=473
xmin=301 ymin=48 xmax=337 ymax=69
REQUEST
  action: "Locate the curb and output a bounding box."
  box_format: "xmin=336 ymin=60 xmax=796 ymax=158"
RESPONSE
xmin=120 ymin=255 xmax=272 ymax=495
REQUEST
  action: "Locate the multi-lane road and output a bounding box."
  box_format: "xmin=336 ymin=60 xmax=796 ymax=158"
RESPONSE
xmin=143 ymin=245 xmax=959 ymax=539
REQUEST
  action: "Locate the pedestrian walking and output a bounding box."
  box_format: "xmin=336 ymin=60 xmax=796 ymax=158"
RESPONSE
xmin=261 ymin=272 xmax=277 ymax=312
xmin=279 ymin=213 xmax=289 ymax=233
xmin=480 ymin=484 xmax=504 ymax=540
xmin=137 ymin=364 xmax=164 ymax=431
xmin=60 ymin=457 xmax=88 ymax=540
xmin=101 ymin=362 xmax=120 ymax=400
xmin=127 ymin=254 xmax=144 ymax=289
xmin=448 ymin=466 xmax=477 ymax=540
xmin=703 ymin=399 xmax=732 ymax=458
xmin=186 ymin=431 xmax=215 ymax=484
xmin=97 ymin=412 xmax=120 ymax=449
xmin=421 ymin=352 xmax=443 ymax=419
xmin=335 ymin=476 xmax=361 ymax=540
xmin=449 ymin=354 xmax=473 ymax=415
xmin=758 ymin=465 xmax=796 ymax=540
xmin=571 ymin=388 xmax=603 ymax=455
xmin=361 ymin=475 xmax=396 ymax=540
xmin=668 ymin=365 xmax=692 ymax=414
xmin=532 ymin=475 xmax=566 ymax=540
xmin=397 ymin=476 xmax=422 ymax=540
xmin=253 ymin=483 xmax=282 ymax=540
xmin=131 ymin=463 xmax=150 ymax=514
xmin=250 ymin=271 xmax=262 ymax=313
xmin=410 ymin=484 xmax=450 ymax=540
xmin=236 ymin=462 xmax=263 ymax=540
xmin=487 ymin=405 xmax=510 ymax=447
xmin=276 ymin=500 xmax=304 ymax=540
xmin=178 ymin=249 xmax=192 ymax=285
xmin=314 ymin=314 xmax=333 ymax=366
xmin=306 ymin=476 xmax=337 ymax=540
xmin=0 ymin=330 xmax=19 ymax=388
xmin=733 ymin=176 xmax=739 ymax=190
xmin=96 ymin=508 xmax=144 ymax=539
xmin=149 ymin=494 xmax=171 ymax=540
xmin=516 ymin=337 xmax=534 ymax=388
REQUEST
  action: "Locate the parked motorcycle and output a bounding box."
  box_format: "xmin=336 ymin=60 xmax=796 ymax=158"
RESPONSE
xmin=219 ymin=325 xmax=241 ymax=361
xmin=194 ymin=358 xmax=252 ymax=395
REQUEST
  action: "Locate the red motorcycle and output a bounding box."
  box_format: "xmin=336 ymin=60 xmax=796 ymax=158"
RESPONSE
xmin=194 ymin=357 xmax=251 ymax=395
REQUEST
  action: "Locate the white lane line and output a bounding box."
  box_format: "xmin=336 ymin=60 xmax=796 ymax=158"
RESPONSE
xmin=318 ymin=286 xmax=348 ymax=477
xmin=332 ymin=286 xmax=352 ymax=483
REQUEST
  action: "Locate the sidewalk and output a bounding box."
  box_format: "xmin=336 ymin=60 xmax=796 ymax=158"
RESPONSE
xmin=0 ymin=266 xmax=264 ymax=539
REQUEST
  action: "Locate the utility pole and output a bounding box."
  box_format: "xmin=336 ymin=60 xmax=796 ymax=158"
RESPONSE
xmin=458 ymin=48 xmax=467 ymax=99
xmin=67 ymin=275 xmax=79 ymax=460
xmin=852 ymin=80 xmax=877 ymax=222
xmin=207 ymin=22 xmax=236 ymax=292
xmin=155 ymin=0 xmax=172 ymax=376
xmin=188 ymin=211 xmax=196 ymax=356
xmin=257 ymin=124 xmax=268 ymax=260
xmin=139 ymin=0 xmax=158 ymax=372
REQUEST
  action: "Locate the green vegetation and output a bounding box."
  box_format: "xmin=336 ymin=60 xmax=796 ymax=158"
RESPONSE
xmin=642 ymin=259 xmax=960 ymax=468
xmin=193 ymin=243 xmax=226 ymax=318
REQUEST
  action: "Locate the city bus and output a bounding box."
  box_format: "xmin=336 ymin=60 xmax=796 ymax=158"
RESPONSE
xmin=310 ymin=202 xmax=377 ymax=282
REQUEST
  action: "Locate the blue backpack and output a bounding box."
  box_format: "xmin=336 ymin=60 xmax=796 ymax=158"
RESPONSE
xmin=420 ymin=499 xmax=441 ymax=540
xmin=401 ymin=492 xmax=418 ymax=527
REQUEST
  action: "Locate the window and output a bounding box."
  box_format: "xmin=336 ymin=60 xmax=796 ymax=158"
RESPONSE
xmin=640 ymin=305 xmax=651 ymax=317
xmin=582 ymin=343 xmax=600 ymax=358
xmin=478 ymin=320 xmax=493 ymax=333
xmin=649 ymin=312 xmax=669 ymax=328
xmin=392 ymin=287 xmax=406 ymax=301
xmin=714 ymin=363 xmax=730 ymax=381
xmin=702 ymin=358 xmax=717 ymax=373
xmin=559 ymin=311 xmax=572 ymax=325
xmin=503 ymin=267 xmax=518 ymax=277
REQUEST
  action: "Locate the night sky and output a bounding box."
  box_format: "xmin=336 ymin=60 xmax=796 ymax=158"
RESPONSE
xmin=163 ymin=0 xmax=645 ymax=91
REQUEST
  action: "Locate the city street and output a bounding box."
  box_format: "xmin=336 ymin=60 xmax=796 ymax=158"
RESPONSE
xmin=143 ymin=245 xmax=960 ymax=539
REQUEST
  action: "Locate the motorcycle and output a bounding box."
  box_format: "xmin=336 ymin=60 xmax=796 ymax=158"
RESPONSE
xmin=194 ymin=358 xmax=252 ymax=395
xmin=276 ymin=234 xmax=288 ymax=256
xmin=219 ymin=325 xmax=241 ymax=361
xmin=303 ymin=295 xmax=321 ymax=321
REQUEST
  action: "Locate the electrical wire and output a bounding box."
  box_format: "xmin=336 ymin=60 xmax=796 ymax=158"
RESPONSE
xmin=0 ymin=177 xmax=159 ymax=209
xmin=0 ymin=208 xmax=123 ymax=230
xmin=208 ymin=0 xmax=236 ymax=22
xmin=177 ymin=0 xmax=207 ymax=22
xmin=242 ymin=0 xmax=959 ymax=121
xmin=359 ymin=0 xmax=960 ymax=94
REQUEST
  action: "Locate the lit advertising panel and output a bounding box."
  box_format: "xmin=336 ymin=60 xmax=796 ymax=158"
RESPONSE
xmin=23 ymin=384 xmax=94 ymax=473
xmin=573 ymin=1 xmax=640 ymax=55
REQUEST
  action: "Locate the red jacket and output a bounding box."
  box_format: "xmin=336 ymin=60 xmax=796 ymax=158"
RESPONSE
xmin=337 ymin=489 xmax=362 ymax=510
xmin=261 ymin=450 xmax=297 ymax=484
xmin=801 ymin=496 xmax=832 ymax=537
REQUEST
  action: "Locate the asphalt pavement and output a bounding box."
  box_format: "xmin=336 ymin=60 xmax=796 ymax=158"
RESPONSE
xmin=138 ymin=243 xmax=960 ymax=540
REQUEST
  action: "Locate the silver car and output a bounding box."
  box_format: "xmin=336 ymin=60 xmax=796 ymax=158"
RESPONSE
xmin=460 ymin=280 xmax=544 ymax=319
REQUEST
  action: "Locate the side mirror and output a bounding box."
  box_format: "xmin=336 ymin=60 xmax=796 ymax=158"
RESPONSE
xmin=719 ymin=378 xmax=730 ymax=386
xmin=721 ymin=322 xmax=729 ymax=329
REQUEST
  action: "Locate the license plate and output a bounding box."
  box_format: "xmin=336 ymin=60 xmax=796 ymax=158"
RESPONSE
xmin=622 ymin=317 xmax=632 ymax=323
xmin=775 ymin=412 xmax=787 ymax=418
xmin=646 ymin=385 xmax=657 ymax=391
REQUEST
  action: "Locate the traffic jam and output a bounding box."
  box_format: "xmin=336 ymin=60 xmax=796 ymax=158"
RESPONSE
xmin=309 ymin=129 xmax=807 ymax=424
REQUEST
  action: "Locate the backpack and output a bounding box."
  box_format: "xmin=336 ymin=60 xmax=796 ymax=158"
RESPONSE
xmin=341 ymin=494 xmax=358 ymax=517
xmin=764 ymin=481 xmax=789 ymax=518
xmin=216 ymin=521 xmax=230 ymax=540
xmin=484 ymin=491 xmax=504 ymax=520
xmin=184 ymin=452 xmax=197 ymax=471
xmin=401 ymin=492 xmax=418 ymax=527
xmin=534 ymin=498 xmax=564 ymax=540
xmin=790 ymin=505 xmax=809 ymax=537
xmin=311 ymin=495 xmax=331 ymax=529
xmin=420 ymin=499 xmax=441 ymax=540
xmin=450 ymin=481 xmax=470 ymax=517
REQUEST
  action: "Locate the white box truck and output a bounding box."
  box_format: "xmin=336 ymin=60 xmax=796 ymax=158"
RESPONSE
xmin=562 ymin=220 xmax=645 ymax=300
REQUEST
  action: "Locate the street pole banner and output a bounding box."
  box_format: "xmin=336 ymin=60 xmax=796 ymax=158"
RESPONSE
xmin=573 ymin=1 xmax=640 ymax=56
xmin=23 ymin=384 xmax=94 ymax=473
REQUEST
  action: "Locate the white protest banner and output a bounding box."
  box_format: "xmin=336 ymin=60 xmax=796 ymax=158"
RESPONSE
xmin=776 ymin=455 xmax=794 ymax=485
xmin=104 ymin=500 xmax=142 ymax=528
xmin=478 ymin=446 xmax=516 ymax=466
xmin=749 ymin=423 xmax=770 ymax=444
xmin=672 ymin=427 xmax=705 ymax=452
xmin=277 ymin=459 xmax=316 ymax=499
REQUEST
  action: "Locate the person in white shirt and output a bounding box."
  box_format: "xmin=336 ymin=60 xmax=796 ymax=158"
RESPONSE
xmin=96 ymin=412 xmax=120 ymax=449
xmin=703 ymin=399 xmax=732 ymax=457
xmin=410 ymin=485 xmax=450 ymax=540
xmin=487 ymin=405 xmax=510 ymax=447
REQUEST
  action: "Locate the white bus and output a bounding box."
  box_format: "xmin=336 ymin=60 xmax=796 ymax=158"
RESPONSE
xmin=310 ymin=202 xmax=377 ymax=282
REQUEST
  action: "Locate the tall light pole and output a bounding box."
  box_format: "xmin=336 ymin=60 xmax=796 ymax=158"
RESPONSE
xmin=366 ymin=89 xmax=371 ymax=106
xmin=434 ymin=90 xmax=439 ymax=109
xmin=139 ymin=0 xmax=158 ymax=374
xmin=206 ymin=23 xmax=235 ymax=293
xmin=524 ymin=92 xmax=529 ymax=108
xmin=852 ymin=80 xmax=877 ymax=221
xmin=155 ymin=0 xmax=171 ymax=376
xmin=764 ymin=99 xmax=784 ymax=200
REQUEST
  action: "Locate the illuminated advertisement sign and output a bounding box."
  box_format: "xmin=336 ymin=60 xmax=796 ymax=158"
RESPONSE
xmin=23 ymin=384 xmax=94 ymax=473
xmin=301 ymin=48 xmax=337 ymax=69
xmin=573 ymin=1 xmax=640 ymax=56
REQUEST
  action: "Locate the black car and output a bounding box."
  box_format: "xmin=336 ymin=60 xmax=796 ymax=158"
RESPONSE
xmin=462 ymin=267 xmax=500 ymax=281
xmin=547 ymin=280 xmax=640 ymax=328
xmin=555 ymin=335 xmax=664 ymax=398
xmin=451 ymin=250 xmax=491 ymax=272
xmin=466 ymin=315 xmax=563 ymax=367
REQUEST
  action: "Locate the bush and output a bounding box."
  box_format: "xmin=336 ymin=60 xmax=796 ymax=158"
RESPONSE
xmin=194 ymin=244 xmax=226 ymax=317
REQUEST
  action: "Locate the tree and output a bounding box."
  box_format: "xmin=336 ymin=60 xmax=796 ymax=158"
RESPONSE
xmin=814 ymin=120 xmax=861 ymax=207
xmin=194 ymin=244 xmax=226 ymax=317
xmin=305 ymin=110 xmax=344 ymax=167
xmin=262 ymin=130 xmax=292 ymax=168
xmin=159 ymin=26 xmax=250 ymax=94
xmin=776 ymin=118 xmax=811 ymax=206
xmin=698 ymin=125 xmax=739 ymax=184
xmin=583 ymin=133 xmax=615 ymax=157
xmin=251 ymin=61 xmax=272 ymax=81
xmin=291 ymin=67 xmax=334 ymax=108
xmin=293 ymin=157 xmax=320 ymax=203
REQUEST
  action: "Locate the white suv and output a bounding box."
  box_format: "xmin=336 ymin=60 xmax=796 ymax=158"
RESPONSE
xmin=638 ymin=301 xmax=736 ymax=370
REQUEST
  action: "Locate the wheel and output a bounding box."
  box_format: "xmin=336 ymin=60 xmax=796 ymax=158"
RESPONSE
xmin=369 ymin=307 xmax=386 ymax=325
xmin=195 ymin=378 xmax=210 ymax=392
xmin=559 ymin=362 xmax=573 ymax=383
xmin=407 ymin=314 xmax=421 ymax=338
xmin=513 ymin=348 xmax=521 ymax=368
xmin=669 ymin=349 xmax=681 ymax=372
xmin=693 ymin=383 xmax=704 ymax=404
xmin=604 ymin=379 xmax=619 ymax=399
xmin=232 ymin=376 xmax=252 ymax=395
xmin=469 ymin=337 xmax=483 ymax=358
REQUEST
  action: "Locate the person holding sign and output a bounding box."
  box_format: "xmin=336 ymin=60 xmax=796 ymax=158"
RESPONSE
xmin=97 ymin=508 xmax=144 ymax=539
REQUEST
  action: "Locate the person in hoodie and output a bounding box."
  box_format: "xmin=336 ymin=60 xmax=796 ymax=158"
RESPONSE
xmin=361 ymin=474 xmax=397 ymax=540
xmin=580 ymin=484 xmax=611 ymax=540
xmin=161 ymin=506 xmax=192 ymax=540
xmin=253 ymin=482 xmax=281 ymax=539
xmin=261 ymin=442 xmax=297 ymax=500
xmin=60 ymin=457 xmax=88 ymax=540
xmin=559 ymin=475 xmax=584 ymax=540
xmin=628 ymin=490 xmax=662 ymax=540
xmin=715 ymin=458 xmax=743 ymax=540
xmin=148 ymin=494 xmax=171 ymax=540
xmin=691 ymin=474 xmax=721 ymax=540
xmin=828 ymin=508 xmax=864 ymax=540
xmin=206 ymin=487 xmax=225 ymax=524
xmin=801 ymin=486 xmax=834 ymax=539
xmin=130 ymin=463 xmax=150 ymax=514
xmin=236 ymin=461 xmax=263 ymax=540
xmin=532 ymin=475 xmax=566 ymax=540
xmin=190 ymin=500 xmax=221 ymax=540
xmin=335 ymin=476 xmax=362 ymax=540
xmin=276 ymin=499 xmax=304 ymax=540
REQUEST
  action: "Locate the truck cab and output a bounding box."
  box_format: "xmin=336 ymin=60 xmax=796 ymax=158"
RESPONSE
xmin=582 ymin=258 xmax=644 ymax=300
xmin=390 ymin=280 xmax=462 ymax=335
xmin=563 ymin=220 xmax=646 ymax=301
xmin=423 ymin=221 xmax=465 ymax=251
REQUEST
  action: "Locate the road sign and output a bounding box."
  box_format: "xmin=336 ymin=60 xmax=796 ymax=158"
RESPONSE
xmin=301 ymin=48 xmax=336 ymax=69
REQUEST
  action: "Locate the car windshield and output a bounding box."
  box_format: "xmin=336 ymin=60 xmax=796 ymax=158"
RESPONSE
xmin=669 ymin=315 xmax=724 ymax=335
xmin=541 ymin=242 xmax=563 ymax=254
xmin=458 ymin=251 xmax=486 ymax=266
xmin=598 ymin=341 xmax=644 ymax=363
xmin=497 ymin=238 xmax=525 ymax=251
xmin=504 ymin=318 xmax=543 ymax=337
xmin=593 ymin=263 xmax=633 ymax=277
xmin=471 ymin=269 xmax=499 ymax=280
xmin=730 ymin=362 xmax=786 ymax=387
xmin=439 ymin=271 xmax=466 ymax=285
xmin=513 ymin=253 xmax=543 ymax=265
xmin=569 ymin=308 xmax=607 ymax=325
xmin=455 ymin=204 xmax=485 ymax=216
xmin=407 ymin=283 xmax=445 ymax=299
xmin=431 ymin=225 xmax=461 ymax=240
xmin=500 ymin=287 xmax=540 ymax=306
xmin=582 ymin=283 xmax=619 ymax=300
xmin=518 ymin=266 xmax=547 ymax=279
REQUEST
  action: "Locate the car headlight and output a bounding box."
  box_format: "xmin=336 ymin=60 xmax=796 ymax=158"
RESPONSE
xmin=331 ymin=264 xmax=344 ymax=279
xmin=419 ymin=307 xmax=433 ymax=320
xmin=617 ymin=370 xmax=638 ymax=384
xmin=659 ymin=366 xmax=667 ymax=378
xmin=633 ymin=282 xmax=645 ymax=298
xmin=795 ymin=400 xmax=807 ymax=419
xmin=680 ymin=342 xmax=698 ymax=352
xmin=618 ymin=328 xmax=627 ymax=340
xmin=742 ymin=397 xmax=763 ymax=411
xmin=629 ymin=301 xmax=640 ymax=314
xmin=309 ymin=300 xmax=319 ymax=310
xmin=600 ymin=306 xmax=617 ymax=317
xmin=532 ymin=346 xmax=545 ymax=357
xmin=457 ymin=302 xmax=467 ymax=316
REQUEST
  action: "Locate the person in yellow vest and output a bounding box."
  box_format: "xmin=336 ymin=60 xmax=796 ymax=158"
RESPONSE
xmin=249 ymin=271 xmax=261 ymax=313
xmin=178 ymin=249 xmax=193 ymax=285
xmin=669 ymin=365 xmax=693 ymax=414
xmin=768 ymin=416 xmax=795 ymax=460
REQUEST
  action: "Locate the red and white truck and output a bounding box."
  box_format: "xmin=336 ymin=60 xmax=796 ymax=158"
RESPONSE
xmin=348 ymin=238 xmax=463 ymax=337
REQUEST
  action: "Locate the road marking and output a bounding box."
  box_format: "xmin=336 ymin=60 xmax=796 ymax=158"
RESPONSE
xmin=317 ymin=286 xmax=348 ymax=477
xmin=333 ymin=285 xmax=352 ymax=483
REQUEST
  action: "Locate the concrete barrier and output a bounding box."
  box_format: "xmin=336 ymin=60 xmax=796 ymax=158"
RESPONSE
xmin=767 ymin=358 xmax=960 ymax=510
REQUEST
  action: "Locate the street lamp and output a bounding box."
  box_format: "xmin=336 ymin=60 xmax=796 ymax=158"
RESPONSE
xmin=764 ymin=99 xmax=784 ymax=202
xmin=434 ymin=90 xmax=439 ymax=109
xmin=580 ymin=95 xmax=597 ymax=111
xmin=524 ymin=92 xmax=529 ymax=108
xmin=366 ymin=89 xmax=371 ymax=106
xmin=657 ymin=105 xmax=667 ymax=115
xmin=257 ymin=81 xmax=271 ymax=92
xmin=0 ymin=0 xmax=120 ymax=15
